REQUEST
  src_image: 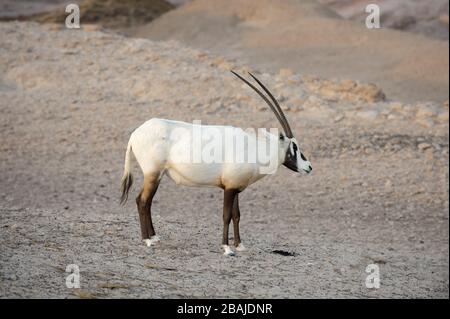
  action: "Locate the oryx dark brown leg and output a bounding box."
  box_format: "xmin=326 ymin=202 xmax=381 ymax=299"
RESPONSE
xmin=232 ymin=194 xmax=241 ymax=246
xmin=222 ymin=189 xmax=238 ymax=255
xmin=135 ymin=173 xmax=161 ymax=246
xmin=136 ymin=189 xmax=149 ymax=239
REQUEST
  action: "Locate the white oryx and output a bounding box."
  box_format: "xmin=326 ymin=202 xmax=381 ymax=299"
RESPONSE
xmin=120 ymin=71 xmax=312 ymax=256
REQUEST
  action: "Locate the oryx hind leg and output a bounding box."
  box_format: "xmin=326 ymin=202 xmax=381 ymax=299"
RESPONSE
xmin=232 ymin=194 xmax=246 ymax=252
xmin=136 ymin=172 xmax=162 ymax=247
xmin=222 ymin=189 xmax=239 ymax=256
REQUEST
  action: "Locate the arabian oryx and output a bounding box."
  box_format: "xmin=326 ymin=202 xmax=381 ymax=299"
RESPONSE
xmin=120 ymin=71 xmax=312 ymax=256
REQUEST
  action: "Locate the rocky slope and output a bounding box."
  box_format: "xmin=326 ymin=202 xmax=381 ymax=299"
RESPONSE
xmin=321 ymin=0 xmax=449 ymax=40
xmin=0 ymin=0 xmax=174 ymax=30
xmin=133 ymin=0 xmax=449 ymax=103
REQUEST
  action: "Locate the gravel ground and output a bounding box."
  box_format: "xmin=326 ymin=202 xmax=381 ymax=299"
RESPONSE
xmin=0 ymin=22 xmax=448 ymax=298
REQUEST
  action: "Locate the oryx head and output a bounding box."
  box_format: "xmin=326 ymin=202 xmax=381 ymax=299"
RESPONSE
xmin=231 ymin=70 xmax=312 ymax=174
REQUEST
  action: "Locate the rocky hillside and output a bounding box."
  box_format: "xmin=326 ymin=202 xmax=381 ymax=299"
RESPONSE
xmin=132 ymin=0 xmax=449 ymax=103
xmin=0 ymin=0 xmax=174 ymax=30
xmin=321 ymin=0 xmax=449 ymax=40
xmin=1 ymin=22 xmax=447 ymax=131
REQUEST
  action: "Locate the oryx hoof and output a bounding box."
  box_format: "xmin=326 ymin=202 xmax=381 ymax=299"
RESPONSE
xmin=235 ymin=243 xmax=246 ymax=251
xmin=143 ymin=235 xmax=160 ymax=247
xmin=222 ymin=245 xmax=235 ymax=256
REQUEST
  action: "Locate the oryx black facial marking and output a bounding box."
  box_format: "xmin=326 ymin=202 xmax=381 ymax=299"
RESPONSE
xmin=283 ymin=141 xmax=299 ymax=172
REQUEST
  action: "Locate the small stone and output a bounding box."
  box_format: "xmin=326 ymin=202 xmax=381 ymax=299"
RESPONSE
xmin=425 ymin=149 xmax=434 ymax=161
xmin=278 ymin=68 xmax=293 ymax=78
xmin=42 ymin=23 xmax=62 ymax=31
xmin=443 ymin=100 xmax=449 ymax=108
xmin=418 ymin=143 xmax=432 ymax=151
xmin=385 ymin=179 xmax=393 ymax=190
xmin=334 ymin=114 xmax=344 ymax=122
xmin=290 ymin=97 xmax=303 ymax=106
xmin=340 ymin=79 xmax=357 ymax=91
xmin=433 ymin=143 xmax=442 ymax=151
xmin=439 ymin=15 xmax=449 ymax=26
xmin=6 ymin=273 xmax=18 ymax=281
xmin=417 ymin=118 xmax=435 ymax=128
xmin=437 ymin=112 xmax=449 ymax=122
xmin=82 ymin=24 xmax=102 ymax=32
xmin=416 ymin=104 xmax=438 ymax=118
xmin=390 ymin=102 xmax=404 ymax=111
xmin=356 ymin=110 xmax=379 ymax=121
xmin=387 ymin=114 xmax=397 ymax=120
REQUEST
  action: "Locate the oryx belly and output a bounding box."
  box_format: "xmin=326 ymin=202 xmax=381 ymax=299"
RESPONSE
xmin=165 ymin=163 xmax=223 ymax=187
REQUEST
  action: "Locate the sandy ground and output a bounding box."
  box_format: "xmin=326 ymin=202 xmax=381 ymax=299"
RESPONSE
xmin=0 ymin=22 xmax=448 ymax=298
xmin=133 ymin=0 xmax=449 ymax=104
xmin=3 ymin=1 xmax=448 ymax=104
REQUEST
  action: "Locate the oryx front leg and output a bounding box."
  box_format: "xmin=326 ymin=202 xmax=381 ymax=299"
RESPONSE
xmin=136 ymin=173 xmax=161 ymax=247
xmin=222 ymin=189 xmax=238 ymax=256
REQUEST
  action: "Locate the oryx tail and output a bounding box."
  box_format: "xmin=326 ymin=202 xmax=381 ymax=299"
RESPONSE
xmin=120 ymin=140 xmax=134 ymax=204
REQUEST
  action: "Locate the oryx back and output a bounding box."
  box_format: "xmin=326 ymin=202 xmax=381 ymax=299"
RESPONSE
xmin=129 ymin=118 xmax=277 ymax=190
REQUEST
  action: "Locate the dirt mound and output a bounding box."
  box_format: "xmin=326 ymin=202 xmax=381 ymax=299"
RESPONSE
xmin=132 ymin=0 xmax=449 ymax=104
xmin=149 ymin=0 xmax=450 ymax=40
xmin=321 ymin=0 xmax=449 ymax=40
xmin=1 ymin=0 xmax=174 ymax=30
xmin=0 ymin=1 xmax=71 ymax=20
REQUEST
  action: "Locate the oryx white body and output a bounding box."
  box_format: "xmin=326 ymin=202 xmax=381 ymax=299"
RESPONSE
xmin=126 ymin=118 xmax=288 ymax=191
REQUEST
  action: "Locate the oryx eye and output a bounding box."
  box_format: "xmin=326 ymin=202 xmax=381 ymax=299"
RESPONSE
xmin=292 ymin=143 xmax=298 ymax=152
